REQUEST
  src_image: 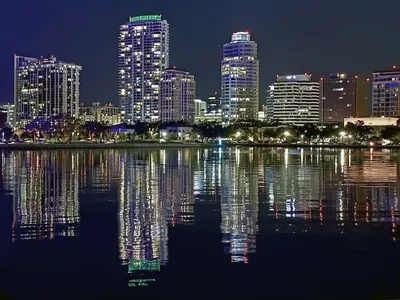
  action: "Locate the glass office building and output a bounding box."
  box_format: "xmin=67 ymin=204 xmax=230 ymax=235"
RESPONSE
xmin=372 ymin=68 xmax=400 ymax=117
xmin=221 ymin=32 xmax=259 ymax=121
xmin=119 ymin=15 xmax=169 ymax=123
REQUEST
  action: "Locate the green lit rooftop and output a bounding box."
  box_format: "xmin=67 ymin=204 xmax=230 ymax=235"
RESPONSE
xmin=129 ymin=15 xmax=161 ymax=22
xmin=128 ymin=259 xmax=160 ymax=273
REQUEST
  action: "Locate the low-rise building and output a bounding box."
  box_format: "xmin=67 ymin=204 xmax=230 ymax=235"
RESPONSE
xmin=258 ymin=109 xmax=266 ymax=121
xmin=79 ymin=102 xmax=121 ymax=125
xmin=194 ymin=114 xmax=222 ymax=123
xmin=159 ymin=126 xmax=192 ymax=141
xmin=344 ymin=117 xmax=398 ymax=127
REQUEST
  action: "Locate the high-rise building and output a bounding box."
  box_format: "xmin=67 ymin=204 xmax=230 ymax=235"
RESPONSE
xmin=372 ymin=67 xmax=400 ymax=117
xmin=271 ymin=74 xmax=319 ymax=125
xmin=206 ymin=92 xmax=221 ymax=115
xmin=119 ymin=15 xmax=169 ymax=123
xmin=14 ymin=55 xmax=81 ymax=127
xmin=221 ymin=32 xmax=259 ymax=121
xmin=193 ymin=92 xmax=222 ymax=123
xmin=320 ymin=73 xmax=371 ymax=122
xmin=159 ymin=68 xmax=196 ymax=123
xmin=266 ymin=85 xmax=274 ymax=120
xmin=355 ymin=77 xmax=371 ymax=118
xmin=0 ymin=103 xmax=15 ymax=127
xmin=194 ymin=99 xmax=207 ymax=120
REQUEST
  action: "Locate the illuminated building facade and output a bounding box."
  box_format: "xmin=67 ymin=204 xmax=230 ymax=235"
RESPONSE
xmin=266 ymin=86 xmax=274 ymax=119
xmin=372 ymin=68 xmax=400 ymax=117
xmin=14 ymin=55 xmax=82 ymax=127
xmin=271 ymin=74 xmax=319 ymax=125
xmin=194 ymin=93 xmax=223 ymax=123
xmin=119 ymin=15 xmax=169 ymax=123
xmin=344 ymin=117 xmax=398 ymax=127
xmin=194 ymin=99 xmax=207 ymax=121
xmin=79 ymin=102 xmax=121 ymax=125
xmin=160 ymin=68 xmax=196 ymax=123
xmin=221 ymin=32 xmax=259 ymax=121
xmin=0 ymin=103 xmax=15 ymax=127
xmin=206 ymin=92 xmax=221 ymax=115
xmin=320 ymin=73 xmax=370 ymax=122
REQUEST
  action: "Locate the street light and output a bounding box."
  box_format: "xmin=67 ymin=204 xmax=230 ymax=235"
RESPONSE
xmin=283 ymin=131 xmax=290 ymax=137
xmin=339 ymin=131 xmax=346 ymax=144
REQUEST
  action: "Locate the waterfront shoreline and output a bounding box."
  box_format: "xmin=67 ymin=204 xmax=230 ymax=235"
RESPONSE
xmin=0 ymin=142 xmax=399 ymax=150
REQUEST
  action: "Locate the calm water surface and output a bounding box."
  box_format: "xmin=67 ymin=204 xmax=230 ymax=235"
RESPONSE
xmin=0 ymin=147 xmax=400 ymax=299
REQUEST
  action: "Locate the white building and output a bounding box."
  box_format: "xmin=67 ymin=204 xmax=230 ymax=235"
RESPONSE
xmin=119 ymin=15 xmax=169 ymax=123
xmin=372 ymin=68 xmax=400 ymax=117
xmin=221 ymin=32 xmax=259 ymax=121
xmin=270 ymin=74 xmax=319 ymax=125
xmin=257 ymin=110 xmax=265 ymax=121
xmin=14 ymin=55 xmax=81 ymax=127
xmin=344 ymin=117 xmax=398 ymax=127
xmin=159 ymin=126 xmax=192 ymax=141
xmin=160 ymin=68 xmax=196 ymax=123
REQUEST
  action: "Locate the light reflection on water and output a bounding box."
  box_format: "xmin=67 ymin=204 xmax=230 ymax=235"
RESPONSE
xmin=2 ymin=147 xmax=400 ymax=289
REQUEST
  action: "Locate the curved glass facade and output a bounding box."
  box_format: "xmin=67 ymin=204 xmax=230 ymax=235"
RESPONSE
xmin=221 ymin=32 xmax=259 ymax=121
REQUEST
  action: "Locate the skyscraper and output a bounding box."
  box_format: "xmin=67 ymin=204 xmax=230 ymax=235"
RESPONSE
xmin=0 ymin=103 xmax=15 ymax=127
xmin=271 ymin=74 xmax=319 ymax=125
xmin=221 ymin=32 xmax=259 ymax=121
xmin=194 ymin=99 xmax=207 ymax=121
xmin=14 ymin=55 xmax=81 ymax=127
xmin=320 ymin=73 xmax=371 ymax=122
xmin=159 ymin=68 xmax=196 ymax=123
xmin=206 ymin=92 xmax=221 ymax=115
xmin=372 ymin=67 xmax=400 ymax=117
xmin=266 ymin=85 xmax=274 ymax=120
xmin=119 ymin=15 xmax=169 ymax=123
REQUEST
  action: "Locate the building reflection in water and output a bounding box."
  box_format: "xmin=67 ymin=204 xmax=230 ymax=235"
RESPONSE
xmin=218 ymin=148 xmax=259 ymax=263
xmin=118 ymin=149 xmax=194 ymax=286
xmin=2 ymin=151 xmax=80 ymax=241
xmin=2 ymin=147 xmax=400 ymax=276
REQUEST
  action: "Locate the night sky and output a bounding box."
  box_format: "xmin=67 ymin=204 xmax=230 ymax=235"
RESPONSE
xmin=1 ymin=0 xmax=400 ymax=105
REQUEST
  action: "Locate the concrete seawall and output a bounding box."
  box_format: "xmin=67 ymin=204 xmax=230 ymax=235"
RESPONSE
xmin=0 ymin=142 xmax=399 ymax=151
xmin=0 ymin=142 xmax=215 ymax=150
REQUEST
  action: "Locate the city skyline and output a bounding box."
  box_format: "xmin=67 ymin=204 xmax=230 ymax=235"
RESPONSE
xmin=1 ymin=0 xmax=400 ymax=105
